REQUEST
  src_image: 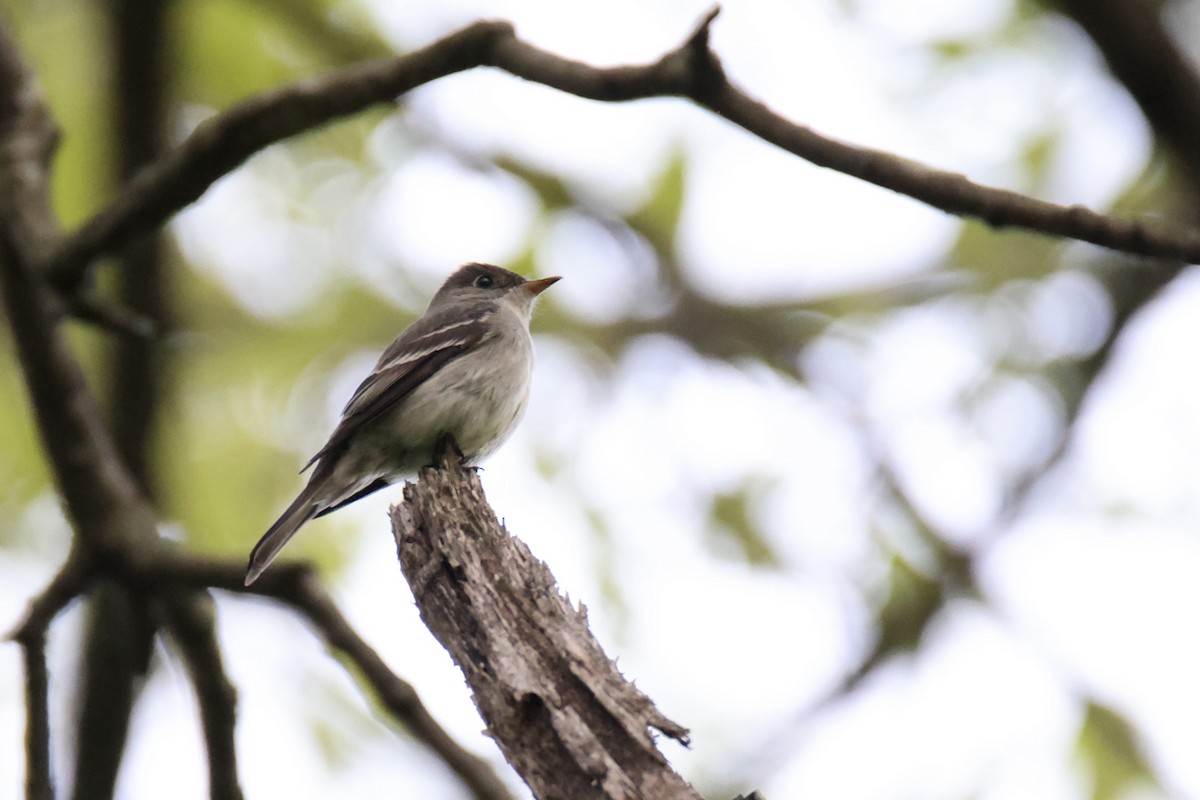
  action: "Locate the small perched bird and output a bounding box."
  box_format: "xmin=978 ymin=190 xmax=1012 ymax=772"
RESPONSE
xmin=245 ymin=263 xmax=560 ymax=585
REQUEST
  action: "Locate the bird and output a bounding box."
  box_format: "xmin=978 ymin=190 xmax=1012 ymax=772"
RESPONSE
xmin=244 ymin=263 xmax=560 ymax=585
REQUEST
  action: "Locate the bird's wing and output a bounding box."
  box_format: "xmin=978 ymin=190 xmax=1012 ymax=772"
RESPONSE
xmin=302 ymin=302 xmax=497 ymax=471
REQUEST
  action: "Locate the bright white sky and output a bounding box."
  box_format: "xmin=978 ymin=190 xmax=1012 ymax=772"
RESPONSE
xmin=5 ymin=0 xmax=1200 ymax=798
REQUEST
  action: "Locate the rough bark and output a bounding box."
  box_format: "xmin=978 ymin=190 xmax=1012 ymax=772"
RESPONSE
xmin=392 ymin=442 xmax=700 ymax=800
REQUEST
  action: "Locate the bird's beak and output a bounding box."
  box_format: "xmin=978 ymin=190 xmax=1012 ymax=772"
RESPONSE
xmin=521 ymin=275 xmax=561 ymax=296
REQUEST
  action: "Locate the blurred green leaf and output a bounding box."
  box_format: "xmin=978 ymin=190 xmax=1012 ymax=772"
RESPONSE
xmin=302 ymin=671 xmax=387 ymax=769
xmin=1019 ymin=126 xmax=1061 ymax=193
xmin=705 ymin=481 xmax=779 ymax=568
xmin=805 ymin=272 xmax=970 ymax=318
xmin=948 ymin=220 xmax=1063 ymax=288
xmin=584 ymin=504 xmax=631 ymax=641
xmin=177 ymin=0 xmax=332 ymax=108
xmin=929 ymin=39 xmax=972 ymax=61
xmin=10 ymin=0 xmax=114 ymax=226
xmin=255 ymin=0 xmax=392 ymax=65
xmin=628 ymin=147 xmax=686 ymax=255
xmin=1076 ymin=701 xmax=1157 ymax=800
xmin=1107 ymin=150 xmax=1179 ymax=219
xmin=287 ymin=111 xmax=388 ymax=167
xmin=876 ymin=553 xmax=943 ymax=654
xmin=496 ymin=157 xmax=575 ymax=211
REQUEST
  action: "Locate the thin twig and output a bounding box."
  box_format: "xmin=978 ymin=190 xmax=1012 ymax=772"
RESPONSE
xmin=16 ymin=630 xmax=54 ymax=800
xmin=8 ymin=556 xmax=90 ymax=642
xmin=68 ymin=292 xmax=156 ymax=338
xmin=161 ymin=592 xmax=245 ymax=800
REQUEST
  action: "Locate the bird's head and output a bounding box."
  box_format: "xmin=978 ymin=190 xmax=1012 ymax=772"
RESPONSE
xmin=431 ymin=263 xmax=560 ymax=316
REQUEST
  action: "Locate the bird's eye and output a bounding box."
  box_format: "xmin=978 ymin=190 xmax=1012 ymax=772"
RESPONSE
xmin=474 ymin=274 xmax=494 ymax=288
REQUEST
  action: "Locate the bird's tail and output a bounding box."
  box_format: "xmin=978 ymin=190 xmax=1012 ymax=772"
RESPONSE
xmin=245 ymin=483 xmax=322 ymax=586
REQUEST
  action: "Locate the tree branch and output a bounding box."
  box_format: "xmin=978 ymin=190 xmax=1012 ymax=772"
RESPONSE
xmin=107 ymin=0 xmax=172 ymax=490
xmin=1054 ymin=0 xmax=1200 ymax=188
xmin=16 ymin=629 xmax=53 ymax=800
xmin=69 ymin=5 xmax=179 ymax=790
xmin=391 ymin=440 xmax=699 ymax=800
xmin=67 ymin=292 xmax=156 ymax=338
xmin=9 ymin=556 xmax=89 ymax=643
xmin=144 ymin=557 xmax=519 ymax=800
xmin=46 ymin=7 xmax=1200 ymax=292
xmin=70 ymin=581 xmax=156 ymax=800
xmin=6 ymin=5 xmax=1189 ymax=797
xmin=498 ymin=10 xmax=1200 ymax=261
xmin=8 ymin=557 xmax=90 ymax=800
xmin=279 ymin=572 xmax=520 ymax=800
xmin=46 ymin=19 xmax=510 ymax=286
xmin=0 ymin=19 xmax=161 ymax=558
xmin=161 ymin=593 xmax=245 ymax=800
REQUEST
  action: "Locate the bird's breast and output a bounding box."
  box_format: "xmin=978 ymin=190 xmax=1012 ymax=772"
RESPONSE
xmin=383 ymin=333 xmax=533 ymax=467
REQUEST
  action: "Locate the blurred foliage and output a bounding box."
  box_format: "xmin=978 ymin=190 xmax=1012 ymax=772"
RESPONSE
xmin=584 ymin=503 xmax=632 ymax=640
xmin=0 ymin=0 xmax=1182 ymax=796
xmin=948 ymin=221 xmax=1064 ymax=287
xmin=0 ymin=0 xmax=400 ymax=571
xmin=1076 ymin=702 xmax=1159 ymax=800
xmin=5 ymin=0 xmax=115 ymax=226
xmin=176 ymin=0 xmax=389 ymax=107
xmin=706 ymin=480 xmax=780 ymax=568
xmin=179 ymin=0 xmax=316 ymax=106
xmin=876 ymin=552 xmax=944 ymax=655
xmin=627 ymin=148 xmax=686 ymax=257
xmin=495 ymin=155 xmax=577 ymax=212
xmin=303 ymin=669 xmax=390 ymax=769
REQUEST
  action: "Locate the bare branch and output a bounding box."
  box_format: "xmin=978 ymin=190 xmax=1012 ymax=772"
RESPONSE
xmin=281 ymin=573 xmax=520 ymax=800
xmin=46 ymin=7 xmax=1200 ymax=291
xmin=392 ymin=440 xmax=698 ymax=800
xmin=16 ymin=630 xmax=53 ymax=800
xmin=1054 ymin=0 xmax=1200 ymax=187
xmin=704 ymin=98 xmax=1200 ymax=260
xmin=9 ymin=557 xmax=89 ymax=642
xmin=0 ymin=19 xmax=59 ymax=262
xmin=0 ymin=23 xmax=188 ymax=799
xmin=0 ymin=18 xmax=161 ymax=553
xmin=67 ymin=292 xmax=156 ymax=338
xmin=145 ymin=557 xmax=519 ymax=800
xmin=46 ymin=19 xmax=512 ymax=286
xmin=71 ymin=582 xmax=157 ymax=800
xmin=161 ymin=593 xmax=245 ymax=800
xmin=494 ymin=7 xmax=1200 ymax=261
xmin=4 ymin=5 xmax=1191 ymax=798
